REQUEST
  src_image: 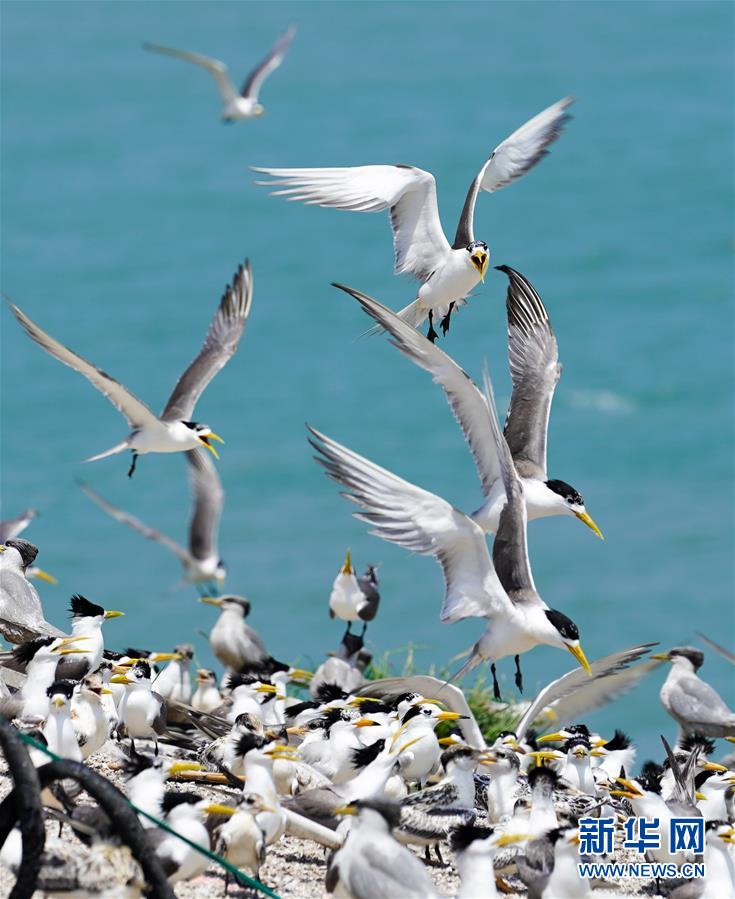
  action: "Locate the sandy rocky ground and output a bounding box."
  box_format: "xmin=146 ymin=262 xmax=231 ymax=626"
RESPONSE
xmin=0 ymin=743 xmax=667 ymax=899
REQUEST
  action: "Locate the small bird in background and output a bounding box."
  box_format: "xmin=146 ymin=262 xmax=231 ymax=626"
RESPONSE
xmin=144 ymin=25 xmax=296 ymax=122
xmin=328 ymin=550 xmax=380 ymax=638
xmin=0 ymin=507 xmax=39 ymax=543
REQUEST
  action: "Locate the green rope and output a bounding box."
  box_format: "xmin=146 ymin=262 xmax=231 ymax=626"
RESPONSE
xmin=15 ymin=732 xmax=281 ymax=899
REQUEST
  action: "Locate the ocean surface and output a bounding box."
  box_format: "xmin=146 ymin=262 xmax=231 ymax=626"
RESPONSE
xmin=1 ymin=2 xmax=733 ymax=760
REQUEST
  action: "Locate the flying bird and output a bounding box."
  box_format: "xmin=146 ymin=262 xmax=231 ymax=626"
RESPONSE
xmin=79 ymin=447 xmax=226 ymax=591
xmin=255 ymin=96 xmax=572 ymax=340
xmin=0 ymin=507 xmax=39 ymax=543
xmin=144 ymin=25 xmax=295 ymax=122
xmin=334 ymin=276 xmax=602 ymax=539
xmin=8 ymin=258 xmax=252 ymax=477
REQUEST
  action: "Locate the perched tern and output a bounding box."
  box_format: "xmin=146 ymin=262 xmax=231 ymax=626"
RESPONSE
xmin=328 ymin=549 xmax=381 ymax=637
xmin=255 ymin=96 xmax=572 ymax=340
xmin=144 ymin=25 xmax=295 ymax=122
xmin=79 ymin=448 xmax=226 ymax=590
xmin=0 ymin=538 xmax=63 ymax=643
xmin=335 ymin=277 xmax=602 ymax=539
xmin=55 ymin=594 xmax=124 ymax=681
xmin=200 ymin=594 xmax=270 ymax=671
xmin=7 ymin=259 xmax=252 ymax=477
xmin=43 ymin=680 xmax=83 ymax=761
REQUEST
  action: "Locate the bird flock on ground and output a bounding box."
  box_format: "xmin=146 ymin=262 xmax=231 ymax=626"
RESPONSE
xmin=2 ymin=20 xmax=734 ymax=899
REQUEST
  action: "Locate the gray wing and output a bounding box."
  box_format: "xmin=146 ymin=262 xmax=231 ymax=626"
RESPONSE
xmin=516 ymin=836 xmax=554 ymax=899
xmin=357 ymin=675 xmax=485 ymax=749
xmin=335 ymin=284 xmax=502 ymax=496
xmin=186 ymin=449 xmax=224 ymax=562
xmin=241 ymin=25 xmax=296 ymax=99
xmin=162 ymin=260 xmax=253 ymax=422
xmin=8 ymin=303 xmax=159 ymax=430
xmin=0 ymin=567 xmax=64 ymax=644
xmin=697 ymin=633 xmax=735 ymax=664
xmin=452 ymin=97 xmax=574 ymax=248
xmin=498 ymin=266 xmax=560 ymax=479
xmin=0 ymin=509 xmax=38 ymax=543
xmin=78 ymin=482 xmax=190 ymax=564
xmin=514 ymin=643 xmax=660 ymax=741
xmin=350 ymin=839 xmax=439 ymax=899
xmin=483 ymin=369 xmax=540 ymax=603
xmin=667 ymin=675 xmax=735 ymax=734
xmin=143 ymin=43 xmax=239 ymax=106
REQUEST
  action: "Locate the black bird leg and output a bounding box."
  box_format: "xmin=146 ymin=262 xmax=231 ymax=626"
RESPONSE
xmin=514 ymin=654 xmax=524 ymax=693
xmin=424 ymin=846 xmax=432 ymax=865
xmin=434 ymin=844 xmax=446 ymax=866
xmin=440 ymin=302 xmax=455 ymax=335
xmin=343 ymin=622 xmax=352 ymax=639
xmin=360 ymin=621 xmax=368 ymax=638
xmin=426 ymin=311 xmax=439 ymax=343
xmin=127 ymin=452 xmax=139 ymax=478
xmin=491 ymin=663 xmax=502 ymax=702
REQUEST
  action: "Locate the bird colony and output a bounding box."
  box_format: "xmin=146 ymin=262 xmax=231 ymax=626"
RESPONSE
xmin=2 ymin=22 xmax=734 ymax=899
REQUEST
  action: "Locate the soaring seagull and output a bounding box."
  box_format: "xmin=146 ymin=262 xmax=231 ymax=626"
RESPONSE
xmin=333 ymin=274 xmax=602 ymax=539
xmin=309 ymin=370 xmax=590 ymax=700
xmin=79 ymin=449 xmax=226 ymax=592
xmin=144 ymin=25 xmax=295 ymax=122
xmin=254 ymin=96 xmax=572 ymax=340
xmin=8 ymin=258 xmax=252 ymax=477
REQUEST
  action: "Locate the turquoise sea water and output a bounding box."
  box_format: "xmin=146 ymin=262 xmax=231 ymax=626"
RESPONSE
xmin=1 ymin=2 xmax=733 ymax=760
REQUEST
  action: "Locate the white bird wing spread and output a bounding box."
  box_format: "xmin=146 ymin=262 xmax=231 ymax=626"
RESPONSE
xmin=307 ymin=426 xmax=510 ymax=623
xmin=143 ymin=43 xmax=239 ymax=105
xmin=335 ymin=284 xmax=502 ymax=496
xmin=500 ymin=266 xmax=560 ymax=479
xmin=79 ymin=481 xmax=190 ymax=563
xmin=162 ymin=259 xmax=253 ymax=422
xmin=452 ymin=96 xmax=574 ymax=247
xmin=186 ymin=448 xmax=224 ymax=562
xmin=9 ymin=303 xmax=160 ymax=430
xmin=514 ymin=643 xmax=660 ymax=741
xmin=241 ymin=25 xmax=296 ymax=100
xmin=254 ymin=164 xmax=451 ymax=281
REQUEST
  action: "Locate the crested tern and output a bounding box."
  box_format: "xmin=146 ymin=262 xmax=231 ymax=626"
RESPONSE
xmin=79 ymin=448 xmax=226 ymax=591
xmin=8 ymin=258 xmax=252 ymax=476
xmin=55 ymin=594 xmax=124 ymax=680
xmin=335 ymin=277 xmax=602 ymax=539
xmin=255 ymin=96 xmax=572 ymax=340
xmin=43 ymin=680 xmax=83 ymax=761
xmin=451 ymin=823 xmax=530 ymax=899
xmin=652 ymin=647 xmax=735 ymax=738
xmin=199 ymin=594 xmax=270 ymax=671
xmin=112 ymin=660 xmax=170 ymax=754
xmin=310 ymin=370 xmax=591 ymax=699
xmin=328 ymin=549 xmax=381 ymax=637
xmin=0 ymin=538 xmax=64 ymax=643
xmin=191 ymin=668 xmax=221 ymax=712
xmin=144 ymin=26 xmax=295 ymax=122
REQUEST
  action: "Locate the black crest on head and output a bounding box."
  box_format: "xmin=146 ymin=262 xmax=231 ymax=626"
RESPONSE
xmin=314 ymin=682 xmax=348 ymax=703
xmin=284 ymin=700 xmax=318 ymax=720
xmin=120 ymin=747 xmax=156 ymax=778
xmin=225 ymin=672 xmax=260 ymax=691
xmin=12 ymin=636 xmax=55 ymax=668
xmin=545 ymin=609 xmax=580 ymax=641
xmin=350 ymin=739 xmax=386 ymax=771
xmin=401 ymin=705 xmax=422 ymax=724
xmin=391 ymin=692 xmax=420 ymax=709
xmin=125 ymin=648 xmax=151 ymax=659
xmin=69 ymin=594 xmax=105 ymax=619
xmin=356 ymin=698 xmax=390 ymax=715
xmin=680 ymin=733 xmax=715 ymax=757
xmin=450 ymin=822 xmax=494 ymax=853
xmin=563 ymin=734 xmax=591 ymax=754
xmin=46 ymin=680 xmax=76 ymax=699
xmin=238 ymin=656 xmax=289 ymax=677
xmin=4 ymin=538 xmax=39 ymax=569
xmin=669 ymin=647 xmax=705 ymax=671
xmin=440 ymin=744 xmax=476 ymax=769
xmin=132 ymin=660 xmax=152 ymax=680
xmin=233 ymin=731 xmax=267 ymax=758
xmin=603 ymin=730 xmax=631 ymax=752
xmin=354 ymin=797 xmax=401 ymax=830
xmin=546 ymin=479 xmax=584 ymax=506
xmin=528 ymin=765 xmax=559 ymax=790
xmin=161 ymin=791 xmax=200 ymax=814
xmin=639 ymin=760 xmax=663 ymax=794
xmin=467 ymin=239 xmax=488 ymax=253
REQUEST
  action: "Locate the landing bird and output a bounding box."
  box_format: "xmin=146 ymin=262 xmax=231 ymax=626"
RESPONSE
xmin=335 ymin=277 xmax=602 ymax=538
xmin=0 ymin=539 xmax=64 ymax=643
xmin=328 ymin=550 xmax=381 ymax=637
xmin=79 ymin=447 xmax=226 ymax=591
xmin=144 ymin=25 xmax=295 ymax=122
xmin=255 ymin=96 xmax=572 ymax=340
xmin=310 ymin=370 xmax=590 ymax=701
xmin=7 ymin=258 xmax=253 ymax=477
xmin=652 ymin=647 xmax=735 ymax=738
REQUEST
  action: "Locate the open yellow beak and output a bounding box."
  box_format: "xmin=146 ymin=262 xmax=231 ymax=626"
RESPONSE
xmin=471 ymin=252 xmax=489 ymax=283
xmin=527 ymin=750 xmax=563 ymax=765
xmin=567 ymin=642 xmax=592 ymax=675
xmin=104 ymin=610 xmax=124 ymax=619
xmin=199 ymin=596 xmax=222 ymax=607
xmin=31 ymin=567 xmax=58 ymax=584
xmin=341 ymin=548 xmax=354 ymax=575
xmin=200 ymin=434 xmax=223 ymax=459
xmin=574 ymin=510 xmax=604 ymax=540
xmin=205 ymin=803 xmax=235 ymax=817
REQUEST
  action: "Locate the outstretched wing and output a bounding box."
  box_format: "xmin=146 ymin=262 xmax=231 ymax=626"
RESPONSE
xmin=307 ymin=425 xmax=509 ymax=623
xmin=241 ymin=25 xmax=296 ymax=99
xmin=143 ymin=43 xmax=239 ymax=105
xmin=254 ymin=164 xmax=451 ymax=281
xmin=186 ymin=448 xmax=224 ymax=562
xmin=9 ymin=303 xmax=158 ymax=430
xmin=162 ymin=259 xmax=253 ymax=422
xmin=453 ymin=97 xmax=574 ymax=247
xmin=335 ymin=284 xmax=502 ymax=497
xmin=499 ymin=265 xmax=560 ymax=479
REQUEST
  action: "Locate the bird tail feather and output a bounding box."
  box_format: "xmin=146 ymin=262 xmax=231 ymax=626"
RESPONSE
xmin=448 ymin=651 xmax=483 ymax=684
xmin=359 ymin=298 xmax=426 ymax=338
xmin=84 ymin=441 xmax=129 ymax=463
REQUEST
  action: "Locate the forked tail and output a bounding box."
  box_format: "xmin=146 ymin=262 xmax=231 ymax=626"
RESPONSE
xmin=361 ymin=298 xmax=426 ymax=338
xmin=84 ymin=441 xmax=129 ymax=463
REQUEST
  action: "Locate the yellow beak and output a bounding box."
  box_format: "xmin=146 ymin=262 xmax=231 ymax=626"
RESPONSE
xmin=205 ymin=803 xmax=236 ymax=817
xmin=52 ymin=696 xmax=66 ymax=709
xmin=169 ymin=761 xmax=203 ymax=775
xmin=538 ymin=732 xmax=567 ymax=743
xmin=255 ymin=684 xmax=277 ymax=694
xmin=471 ymin=252 xmax=489 ymax=282
xmin=334 ymin=805 xmax=357 ymax=816
xmin=341 ymin=548 xmax=354 ymax=575
xmin=200 ymin=437 xmax=221 ymax=459
xmin=289 ymin=668 xmax=314 ymax=681
xmin=574 ymin=510 xmax=604 ymax=540
xmin=32 ymin=567 xmax=58 ymax=584
xmin=438 ymin=736 xmax=461 ymax=746
xmin=567 ymin=642 xmax=592 ymax=675
xmin=199 ymin=596 xmax=222 ymax=607
xmin=110 ymin=675 xmax=131 ymax=685
xmin=354 ymin=718 xmax=379 ymax=728
xmin=149 ymin=652 xmax=182 ymax=662
xmin=650 ymin=653 xmax=671 ymax=661
xmin=702 ymin=761 xmax=728 ymax=772
xmin=495 ymin=832 xmax=530 ymax=847
xmin=436 ymin=711 xmax=464 ymax=721
xmin=104 ymin=610 xmax=124 ymax=619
